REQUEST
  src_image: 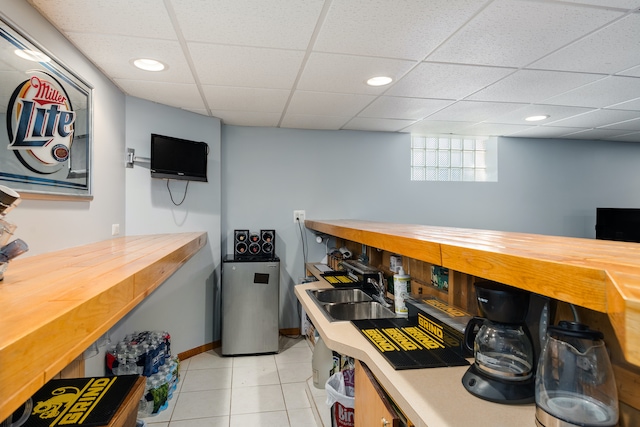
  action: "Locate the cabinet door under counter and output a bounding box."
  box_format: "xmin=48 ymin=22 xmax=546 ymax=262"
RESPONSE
xmin=355 ymin=360 xmax=410 ymax=427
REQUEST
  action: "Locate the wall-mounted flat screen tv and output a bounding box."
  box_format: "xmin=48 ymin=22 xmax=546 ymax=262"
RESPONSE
xmin=150 ymin=133 xmax=208 ymax=182
xmin=596 ymin=207 xmax=640 ymax=243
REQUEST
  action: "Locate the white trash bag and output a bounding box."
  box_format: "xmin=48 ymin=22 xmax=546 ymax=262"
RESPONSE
xmin=325 ymin=370 xmax=355 ymax=427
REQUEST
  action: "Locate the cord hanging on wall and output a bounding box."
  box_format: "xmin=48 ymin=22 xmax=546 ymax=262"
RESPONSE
xmin=166 ymin=179 xmax=189 ymax=206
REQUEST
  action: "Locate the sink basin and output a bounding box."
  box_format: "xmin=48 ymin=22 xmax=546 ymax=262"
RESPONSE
xmin=322 ymin=301 xmax=396 ymax=321
xmin=307 ymin=288 xmax=396 ymax=322
xmin=310 ymin=288 xmax=372 ymax=303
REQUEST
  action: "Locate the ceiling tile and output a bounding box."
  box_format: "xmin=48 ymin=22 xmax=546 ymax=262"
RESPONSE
xmin=171 ymin=0 xmax=324 ymax=49
xmin=551 ymin=0 xmax=640 ymax=9
xmin=66 ymin=34 xmax=193 ymax=83
xmin=115 ymin=79 xmax=205 ymax=110
xmin=603 ymin=132 xmax=640 ymax=142
xmin=508 ymin=126 xmax=585 ymax=138
xmin=543 ymin=75 xmax=640 ymax=108
xmin=358 ymin=97 xmax=453 ymax=120
xmin=29 ymin=0 xmax=176 ymax=39
xmin=529 ymin=14 xmax=640 ymax=74
xmin=188 ymin=43 xmax=305 ymax=88
xmin=607 ymin=97 xmax=640 ymax=110
xmin=342 ymin=117 xmax=416 ymax=132
xmin=280 ymin=114 xmax=350 ymax=130
xmin=466 ymin=122 xmax=534 ymax=136
xmin=599 ymin=117 xmax=640 ymax=131
xmin=202 ymin=86 xmax=290 ymax=113
xmin=386 ymin=62 xmax=514 ymax=100
xmin=618 ymin=65 xmax=640 ymax=78
xmin=297 ymin=53 xmax=415 ymax=95
xmin=403 ymin=120 xmax=479 ymax=135
xmin=561 ymin=127 xmax=632 ymax=139
xmin=183 ymin=108 xmax=209 ymax=116
xmin=428 ymin=0 xmax=623 ymax=67
xmin=211 ymin=110 xmax=282 ymax=127
xmin=492 ymin=104 xmax=595 ymax=125
xmin=27 ymin=0 xmax=640 ymax=138
xmin=425 ymin=101 xmax=527 ymax=122
xmin=314 ymin=0 xmax=489 ymax=60
xmin=286 ymin=91 xmax=376 ymax=116
xmin=547 ymin=109 xmax=640 ymax=128
xmin=468 ymin=70 xmax=605 ymax=103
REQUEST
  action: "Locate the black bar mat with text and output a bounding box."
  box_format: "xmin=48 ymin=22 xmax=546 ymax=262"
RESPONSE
xmin=352 ymin=318 xmax=469 ymax=370
xmin=23 ymin=375 xmax=139 ymax=427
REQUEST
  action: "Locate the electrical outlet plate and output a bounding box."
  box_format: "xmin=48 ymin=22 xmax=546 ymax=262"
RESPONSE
xmin=293 ymin=210 xmax=306 ymax=223
xmin=111 ymin=224 xmax=120 ymax=236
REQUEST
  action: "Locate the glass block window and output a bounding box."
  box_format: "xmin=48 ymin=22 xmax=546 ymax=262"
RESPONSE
xmin=411 ymin=136 xmax=497 ymax=182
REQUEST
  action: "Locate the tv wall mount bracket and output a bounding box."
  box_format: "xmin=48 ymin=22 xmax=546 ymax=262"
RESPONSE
xmin=125 ymin=148 xmax=150 ymax=168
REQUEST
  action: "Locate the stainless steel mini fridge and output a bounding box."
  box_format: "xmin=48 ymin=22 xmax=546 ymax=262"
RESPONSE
xmin=221 ymin=255 xmax=280 ymax=355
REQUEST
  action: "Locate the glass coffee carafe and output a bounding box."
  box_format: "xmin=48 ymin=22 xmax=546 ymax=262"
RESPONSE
xmin=470 ymin=318 xmax=534 ymax=381
xmin=462 ymin=281 xmax=536 ymax=403
xmin=535 ymin=321 xmax=618 ymax=427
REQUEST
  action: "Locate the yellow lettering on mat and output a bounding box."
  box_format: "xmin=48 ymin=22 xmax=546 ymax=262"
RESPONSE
xmin=418 ymin=314 xmax=444 ymax=341
xmin=424 ymin=299 xmax=469 ymax=317
xmin=381 ymin=328 xmax=421 ymax=351
xmin=55 ymin=377 xmax=117 ymax=425
xmin=362 ymin=329 xmax=399 ymax=352
xmin=403 ymin=327 xmax=445 ymax=350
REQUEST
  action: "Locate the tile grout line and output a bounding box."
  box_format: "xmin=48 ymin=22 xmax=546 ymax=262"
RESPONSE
xmin=145 ymin=337 xmax=313 ymax=426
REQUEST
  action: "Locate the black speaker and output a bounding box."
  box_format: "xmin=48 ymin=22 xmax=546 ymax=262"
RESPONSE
xmin=234 ymin=229 xmax=276 ymax=258
xmin=234 ymin=229 xmax=249 ymax=256
xmin=260 ymin=229 xmax=276 ymax=257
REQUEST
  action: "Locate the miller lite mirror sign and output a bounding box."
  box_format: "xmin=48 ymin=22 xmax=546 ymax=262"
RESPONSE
xmin=1 ymin=17 xmax=92 ymax=198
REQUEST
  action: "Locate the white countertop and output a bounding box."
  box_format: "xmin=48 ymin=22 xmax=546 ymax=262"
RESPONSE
xmin=295 ymin=279 xmax=536 ymax=427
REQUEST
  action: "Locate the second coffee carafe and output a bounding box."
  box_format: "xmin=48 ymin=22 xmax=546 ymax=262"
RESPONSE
xmin=462 ymin=281 xmax=536 ymax=404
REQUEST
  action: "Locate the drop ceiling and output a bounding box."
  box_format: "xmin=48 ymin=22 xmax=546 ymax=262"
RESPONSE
xmin=27 ymin=0 xmax=640 ymax=142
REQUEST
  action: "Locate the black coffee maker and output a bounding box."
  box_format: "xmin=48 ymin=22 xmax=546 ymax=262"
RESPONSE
xmin=462 ymin=281 xmax=536 ymax=404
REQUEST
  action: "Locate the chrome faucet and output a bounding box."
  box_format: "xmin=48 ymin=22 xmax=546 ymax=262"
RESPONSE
xmin=367 ymin=272 xmax=391 ymax=308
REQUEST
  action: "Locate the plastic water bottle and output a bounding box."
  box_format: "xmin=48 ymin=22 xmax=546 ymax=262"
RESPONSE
xmin=127 ymin=356 xmax=139 ymax=375
xmin=148 ymin=375 xmax=169 ymax=414
xmin=115 ymin=353 xmax=128 ymax=375
xmin=166 ymin=357 xmax=180 ymax=398
xmin=138 ymin=381 xmax=154 ymax=417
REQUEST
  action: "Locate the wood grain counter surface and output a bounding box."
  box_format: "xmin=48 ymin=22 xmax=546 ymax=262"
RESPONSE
xmin=305 ymin=219 xmax=640 ymax=366
xmin=0 ymin=232 xmax=207 ymax=421
xmin=295 ymin=276 xmax=535 ymax=427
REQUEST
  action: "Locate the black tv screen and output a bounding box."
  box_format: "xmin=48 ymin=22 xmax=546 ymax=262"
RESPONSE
xmin=596 ymin=208 xmax=640 ymax=243
xmin=150 ymin=133 xmax=208 ymax=182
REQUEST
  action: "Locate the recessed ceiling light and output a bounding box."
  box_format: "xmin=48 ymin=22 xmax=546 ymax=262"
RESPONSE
xmin=14 ymin=49 xmax=50 ymax=63
xmin=525 ymin=115 xmax=550 ymax=122
xmin=366 ymin=76 xmax=393 ymax=87
xmin=132 ymin=58 xmax=166 ymax=72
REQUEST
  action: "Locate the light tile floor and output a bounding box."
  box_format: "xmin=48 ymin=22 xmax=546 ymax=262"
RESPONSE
xmin=142 ymin=336 xmax=320 ymax=427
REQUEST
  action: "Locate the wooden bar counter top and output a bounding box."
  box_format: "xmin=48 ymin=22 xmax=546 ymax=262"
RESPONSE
xmin=305 ymin=219 xmax=640 ymax=367
xmin=0 ymin=232 xmax=207 ymax=421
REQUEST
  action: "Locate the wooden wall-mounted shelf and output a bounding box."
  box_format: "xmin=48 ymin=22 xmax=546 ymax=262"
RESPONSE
xmin=0 ymin=232 xmax=207 ymax=421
